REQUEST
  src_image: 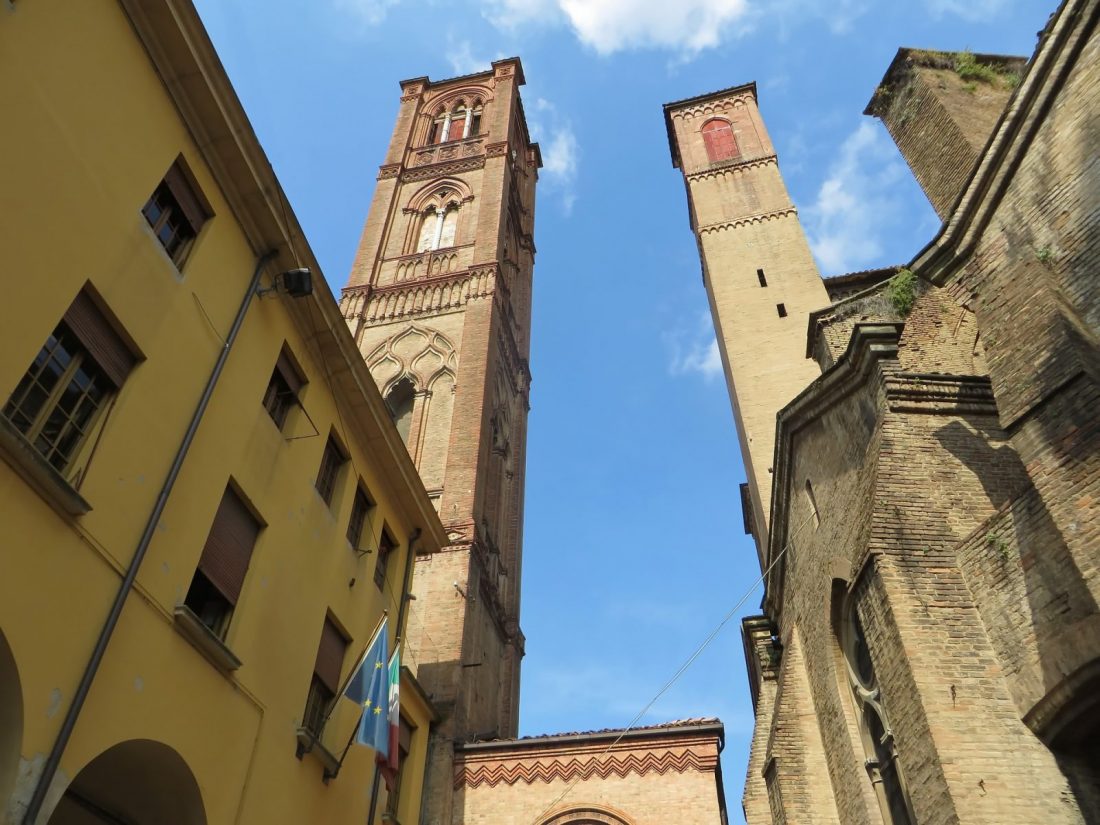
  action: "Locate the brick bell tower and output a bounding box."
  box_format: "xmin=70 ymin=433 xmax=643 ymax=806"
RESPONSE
xmin=340 ymin=58 xmax=539 ymax=820
xmin=664 ymin=84 xmax=827 ymax=569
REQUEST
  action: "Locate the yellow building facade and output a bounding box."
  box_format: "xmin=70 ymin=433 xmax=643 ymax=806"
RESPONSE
xmin=0 ymin=2 xmax=445 ymax=824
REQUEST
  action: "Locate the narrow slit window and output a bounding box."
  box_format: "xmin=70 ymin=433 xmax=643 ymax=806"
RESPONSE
xmin=777 ymin=303 xmax=788 ymax=318
xmin=758 ymin=269 xmax=768 ymax=287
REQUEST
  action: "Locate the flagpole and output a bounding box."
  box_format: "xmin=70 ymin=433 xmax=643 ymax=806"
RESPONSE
xmin=323 ymin=610 xmax=388 ymax=730
xmin=366 ymin=764 xmax=382 ymax=825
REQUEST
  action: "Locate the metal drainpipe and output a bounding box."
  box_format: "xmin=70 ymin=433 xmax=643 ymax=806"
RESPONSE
xmin=22 ymin=250 xmax=277 ymax=825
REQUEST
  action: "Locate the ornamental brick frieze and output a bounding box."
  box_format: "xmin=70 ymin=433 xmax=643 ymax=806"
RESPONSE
xmin=410 ymin=137 xmax=485 ymax=169
xmin=669 ymin=93 xmax=752 ymax=122
xmin=339 ymin=266 xmax=497 ymax=324
xmin=455 ymin=746 xmax=717 ymax=789
xmin=377 ymin=163 xmax=401 ymax=180
xmin=485 ymin=140 xmax=509 ymax=158
xmin=400 ymin=156 xmax=485 ymax=182
xmin=687 ymin=154 xmax=778 ymax=183
xmin=698 ymin=206 xmax=799 ymax=235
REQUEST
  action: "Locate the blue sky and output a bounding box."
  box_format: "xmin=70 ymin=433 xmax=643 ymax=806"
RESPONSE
xmin=192 ymin=0 xmax=1050 ymax=815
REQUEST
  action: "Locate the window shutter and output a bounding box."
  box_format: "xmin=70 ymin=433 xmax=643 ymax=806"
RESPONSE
xmin=399 ymin=715 xmax=413 ymax=755
xmin=63 ymin=289 xmax=137 ymax=388
xmin=448 ymin=116 xmax=465 ymax=142
xmin=314 ymin=618 xmax=347 ymax=694
xmin=197 ymin=487 xmax=260 ymax=605
xmin=702 ymin=120 xmax=738 ymax=162
xmin=163 ymin=161 xmax=211 ymax=234
xmin=275 ymin=349 xmax=303 ymax=395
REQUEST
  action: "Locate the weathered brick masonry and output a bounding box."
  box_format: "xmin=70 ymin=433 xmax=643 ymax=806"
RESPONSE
xmin=670 ymin=0 xmax=1100 ymax=822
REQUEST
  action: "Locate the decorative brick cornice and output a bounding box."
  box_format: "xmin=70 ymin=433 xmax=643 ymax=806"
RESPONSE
xmin=455 ymin=746 xmax=717 ymax=789
xmin=885 ymin=373 xmax=998 ymax=415
xmin=668 ymin=93 xmax=753 ymax=123
xmin=699 ymin=207 xmax=798 ymax=235
xmin=339 ymin=266 xmax=498 ymax=324
xmin=377 ymin=163 xmax=401 ymax=180
xmin=401 ymin=156 xmax=485 ymax=182
xmin=687 ymin=154 xmax=779 ymax=183
xmin=485 ymin=140 xmax=509 ymax=158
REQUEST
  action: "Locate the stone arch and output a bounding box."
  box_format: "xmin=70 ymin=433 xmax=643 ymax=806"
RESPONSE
xmin=46 ymin=739 xmax=206 ymax=825
xmin=0 ymin=627 xmax=22 ymax=813
xmin=407 ymin=178 xmax=474 ymax=213
xmin=537 ymin=803 xmax=635 ymax=825
xmin=366 ymin=325 xmax=458 ymax=392
xmin=427 ymin=85 xmax=493 ymax=116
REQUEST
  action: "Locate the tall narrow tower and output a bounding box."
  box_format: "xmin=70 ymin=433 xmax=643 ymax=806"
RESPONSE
xmin=340 ymin=58 xmax=540 ymax=820
xmin=664 ymin=84 xmax=826 ymax=567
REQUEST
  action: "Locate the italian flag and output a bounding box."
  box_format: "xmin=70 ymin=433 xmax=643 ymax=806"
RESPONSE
xmin=378 ymin=648 xmax=400 ymax=789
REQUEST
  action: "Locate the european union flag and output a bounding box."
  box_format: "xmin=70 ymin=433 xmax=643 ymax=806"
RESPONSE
xmin=343 ymin=618 xmax=390 ymax=758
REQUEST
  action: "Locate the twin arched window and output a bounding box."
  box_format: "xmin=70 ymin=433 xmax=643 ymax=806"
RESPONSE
xmin=702 ymin=118 xmax=739 ymax=163
xmin=427 ymin=101 xmax=483 ymax=145
xmin=416 ymin=203 xmax=459 ymax=252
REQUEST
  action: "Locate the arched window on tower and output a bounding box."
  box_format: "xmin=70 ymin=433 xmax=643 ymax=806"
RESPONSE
xmin=438 ymin=205 xmax=458 ymax=248
xmin=447 ymin=104 xmax=467 ymax=142
xmin=386 ymin=378 xmax=416 ymax=445
xmin=702 ymin=118 xmax=739 ymax=163
xmin=839 ymin=598 xmax=915 ymax=825
xmin=415 ymin=202 xmax=460 ymax=252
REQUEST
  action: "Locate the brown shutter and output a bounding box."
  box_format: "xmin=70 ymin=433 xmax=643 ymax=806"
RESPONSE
xmin=197 ymin=487 xmax=260 ymax=605
xmin=398 ymin=716 xmax=413 ymax=755
xmin=702 ymin=120 xmax=738 ymax=163
xmin=314 ymin=618 xmax=347 ymax=694
xmin=63 ymin=289 xmax=137 ymax=388
xmin=275 ymin=348 xmax=303 ymax=395
xmin=448 ymin=116 xmax=465 ymax=141
xmin=163 ymin=161 xmax=211 ymax=234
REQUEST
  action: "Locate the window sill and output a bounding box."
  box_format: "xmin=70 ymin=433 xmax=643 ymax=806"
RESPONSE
xmin=173 ymin=605 xmax=242 ymax=672
xmin=0 ymin=415 xmax=91 ymax=517
xmin=295 ymin=727 xmax=341 ymax=779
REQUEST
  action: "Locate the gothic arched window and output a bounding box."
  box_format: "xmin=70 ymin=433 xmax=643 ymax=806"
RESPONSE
xmin=386 ymin=378 xmax=416 ymax=444
xmin=839 ymin=599 xmax=915 ymax=825
xmin=426 ymin=100 xmax=484 ymax=145
xmin=415 ymin=203 xmax=460 ymax=252
xmin=702 ymin=118 xmax=739 ymax=162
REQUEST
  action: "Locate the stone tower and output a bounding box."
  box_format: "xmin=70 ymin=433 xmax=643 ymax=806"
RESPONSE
xmin=340 ymin=58 xmax=540 ymax=821
xmin=663 ymin=84 xmax=827 ymax=567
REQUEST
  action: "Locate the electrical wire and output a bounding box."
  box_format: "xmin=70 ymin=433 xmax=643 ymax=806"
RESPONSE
xmin=529 ymin=510 xmax=817 ymax=823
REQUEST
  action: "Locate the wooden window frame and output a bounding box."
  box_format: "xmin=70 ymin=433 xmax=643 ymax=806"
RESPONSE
xmin=347 ymin=482 xmax=373 ymax=550
xmin=304 ymin=617 xmax=348 ymax=735
xmin=263 ymin=347 xmax=305 ymax=430
xmin=315 ymin=434 xmax=347 ymax=506
xmin=142 ymin=156 xmax=213 ymax=268
xmin=374 ymin=528 xmax=397 ymax=590
xmin=185 ymin=484 xmax=262 ymax=639
xmin=2 ymin=288 xmax=136 ymax=477
xmin=701 ymin=118 xmax=740 ymax=163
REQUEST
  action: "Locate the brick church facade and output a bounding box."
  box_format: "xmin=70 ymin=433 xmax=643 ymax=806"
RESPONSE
xmin=667 ymin=0 xmax=1100 ymax=822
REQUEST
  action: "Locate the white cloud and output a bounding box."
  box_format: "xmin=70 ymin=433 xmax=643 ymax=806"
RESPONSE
xmin=484 ymin=0 xmax=750 ymax=55
xmin=804 ymin=121 xmax=907 ymax=275
xmin=445 ymin=38 xmax=491 ymax=76
xmin=924 ymin=0 xmax=1009 ymax=21
xmin=527 ymin=98 xmax=580 ymax=215
xmin=559 ymin=0 xmax=750 ymax=54
xmin=483 ymin=0 xmax=561 ymax=29
xmin=666 ymin=313 xmax=723 ymax=380
xmin=334 ymin=0 xmax=401 ymax=25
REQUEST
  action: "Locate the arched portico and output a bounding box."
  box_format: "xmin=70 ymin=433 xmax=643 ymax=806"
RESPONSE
xmin=0 ymin=628 xmax=23 ymax=812
xmin=47 ymin=739 xmax=205 ymax=825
